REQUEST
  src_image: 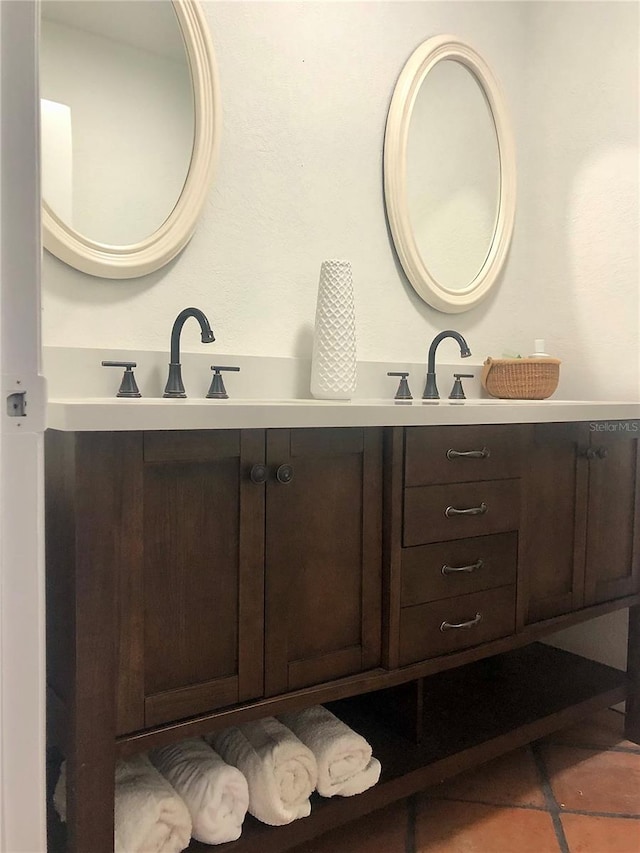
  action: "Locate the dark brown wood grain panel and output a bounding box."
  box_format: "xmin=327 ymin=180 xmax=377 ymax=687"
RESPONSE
xmin=70 ymin=433 xmax=119 ymax=853
xmin=288 ymin=647 xmax=363 ymax=691
xmin=518 ymin=422 xmax=585 ymax=625
xmin=238 ymin=429 xmax=266 ymax=702
xmin=361 ymin=428 xmax=383 ymax=669
xmin=143 ymin=429 xmax=240 ymax=462
xmin=115 ymin=431 xmax=145 ymax=734
xmin=401 ymin=532 xmax=518 ymax=607
xmin=584 ymin=426 xmax=640 ymax=605
xmin=45 ymin=430 xmax=76 ymax=704
xmin=405 ymin=424 xmax=526 ymax=486
xmin=142 ymin=429 xmax=265 ymax=725
xmin=289 ymin=426 xmax=364 ymax=457
xmin=264 ymin=427 xmax=382 ymax=696
xmin=399 ymin=585 xmax=516 ymax=665
xmin=382 ymin=427 xmax=404 ymax=669
xmin=145 ymin=676 xmax=239 ymax=727
xmin=143 ymin=456 xmax=241 ymax=695
xmin=403 ymin=479 xmax=521 ymax=546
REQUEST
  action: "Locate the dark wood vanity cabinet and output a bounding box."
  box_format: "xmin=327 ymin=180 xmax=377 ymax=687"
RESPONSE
xmin=520 ymin=422 xmax=640 ymax=625
xmin=263 ymin=428 xmax=382 ymax=696
xmin=45 ymin=419 xmax=640 ymax=853
xmin=46 ymin=426 xmax=383 ymax=736
xmin=386 ymin=424 xmax=526 ymax=668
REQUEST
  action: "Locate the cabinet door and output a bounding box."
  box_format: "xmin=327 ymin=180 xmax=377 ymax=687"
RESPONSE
xmin=519 ymin=423 xmax=586 ymax=624
xmin=264 ymin=428 xmax=382 ymax=696
xmin=117 ymin=430 xmax=265 ymax=731
xmin=584 ymin=425 xmax=640 ymax=605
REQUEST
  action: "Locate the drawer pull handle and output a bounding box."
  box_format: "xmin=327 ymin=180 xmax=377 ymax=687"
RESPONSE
xmin=442 ymin=559 xmax=484 ymax=575
xmin=446 ymin=447 xmax=490 ymax=460
xmin=445 ymin=502 xmax=488 ymax=518
xmin=440 ymin=613 xmax=482 ymax=632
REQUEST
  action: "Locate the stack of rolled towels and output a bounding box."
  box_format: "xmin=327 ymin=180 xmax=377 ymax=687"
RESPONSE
xmin=53 ymin=705 xmax=381 ymax=850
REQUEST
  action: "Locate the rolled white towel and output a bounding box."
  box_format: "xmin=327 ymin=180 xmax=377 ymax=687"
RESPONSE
xmin=206 ymin=717 xmax=317 ymax=826
xmin=279 ymin=705 xmax=381 ymax=797
xmin=54 ymin=754 xmax=192 ymax=853
xmin=150 ymin=738 xmax=249 ymax=845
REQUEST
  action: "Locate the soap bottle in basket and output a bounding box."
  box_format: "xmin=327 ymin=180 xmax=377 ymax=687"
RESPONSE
xmin=529 ymin=339 xmax=552 ymax=358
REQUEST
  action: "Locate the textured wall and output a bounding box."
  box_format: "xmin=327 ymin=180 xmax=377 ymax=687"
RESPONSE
xmin=42 ymin=1 xmax=638 ymax=401
xmin=42 ymin=1 xmax=530 ymax=365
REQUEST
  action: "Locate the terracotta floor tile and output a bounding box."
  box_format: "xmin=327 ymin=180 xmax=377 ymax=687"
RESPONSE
xmin=415 ymin=799 xmax=560 ymax=853
xmin=427 ymin=746 xmax=547 ymax=808
xmin=539 ymin=710 xmax=640 ymax=752
xmin=542 ymin=745 xmax=640 ymax=815
xmin=289 ymin=801 xmax=408 ymax=853
xmin=561 ymin=813 xmax=640 ymax=853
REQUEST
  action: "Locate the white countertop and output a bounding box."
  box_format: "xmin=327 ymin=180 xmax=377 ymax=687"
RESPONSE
xmin=46 ymin=397 xmax=640 ymax=431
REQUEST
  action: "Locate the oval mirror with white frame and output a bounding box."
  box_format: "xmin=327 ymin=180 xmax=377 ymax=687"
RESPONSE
xmin=40 ymin=0 xmax=220 ymax=279
xmin=384 ymin=35 xmax=516 ymax=313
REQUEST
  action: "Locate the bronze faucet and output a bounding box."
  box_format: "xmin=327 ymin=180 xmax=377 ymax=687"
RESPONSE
xmin=423 ymin=330 xmax=472 ymax=400
xmin=163 ymin=307 xmax=215 ymax=398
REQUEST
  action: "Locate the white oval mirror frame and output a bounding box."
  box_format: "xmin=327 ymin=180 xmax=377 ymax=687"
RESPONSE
xmin=41 ymin=0 xmax=220 ymax=280
xmin=384 ymin=35 xmax=516 ymax=313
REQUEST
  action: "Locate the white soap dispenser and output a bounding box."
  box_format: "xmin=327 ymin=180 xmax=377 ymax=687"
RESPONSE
xmin=530 ymin=339 xmax=551 ymax=358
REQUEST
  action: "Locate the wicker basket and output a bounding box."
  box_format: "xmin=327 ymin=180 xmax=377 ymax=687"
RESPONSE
xmin=481 ymin=357 xmax=561 ymax=400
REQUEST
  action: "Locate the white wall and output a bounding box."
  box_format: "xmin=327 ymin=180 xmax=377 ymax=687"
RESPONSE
xmin=42 ymin=0 xmax=530 ymax=364
xmin=520 ymin=0 xmax=639 ymax=402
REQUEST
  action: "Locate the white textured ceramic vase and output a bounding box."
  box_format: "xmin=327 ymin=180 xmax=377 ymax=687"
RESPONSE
xmin=310 ymin=259 xmax=357 ymax=400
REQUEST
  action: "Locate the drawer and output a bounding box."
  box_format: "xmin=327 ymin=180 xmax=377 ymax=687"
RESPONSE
xmin=403 ymin=479 xmax=521 ymax=546
xmin=401 ymin=532 xmax=518 ymax=606
xmin=399 ymin=585 xmax=516 ymax=665
xmin=405 ymin=425 xmax=526 ymax=486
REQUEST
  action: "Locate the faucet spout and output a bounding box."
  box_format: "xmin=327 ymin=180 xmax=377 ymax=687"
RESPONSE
xmin=423 ymin=330 xmax=471 ymax=400
xmin=164 ymin=307 xmax=215 ymax=398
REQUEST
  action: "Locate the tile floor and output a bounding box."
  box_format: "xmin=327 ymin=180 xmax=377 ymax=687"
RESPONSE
xmin=292 ymin=709 xmax=640 ymax=853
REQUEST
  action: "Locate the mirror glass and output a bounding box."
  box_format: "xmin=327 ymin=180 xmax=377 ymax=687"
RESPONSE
xmin=40 ymin=0 xmax=195 ymax=247
xmin=384 ymin=36 xmax=516 ymax=313
xmin=406 ymin=60 xmax=500 ymax=290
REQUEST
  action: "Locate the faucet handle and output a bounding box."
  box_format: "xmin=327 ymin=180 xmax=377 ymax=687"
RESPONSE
xmin=449 ymin=373 xmax=475 ymax=401
xmin=101 ymin=361 xmax=142 ymax=398
xmin=206 ymin=365 xmax=240 ymax=399
xmin=387 ymin=371 xmax=413 ymax=401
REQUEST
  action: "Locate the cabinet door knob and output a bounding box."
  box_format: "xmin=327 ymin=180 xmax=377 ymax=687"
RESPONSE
xmin=249 ymin=463 xmax=267 ymax=484
xmin=276 ymin=464 xmax=294 ymax=484
xmin=580 ymin=447 xmax=608 ymax=460
xmin=444 ymin=502 xmax=488 ymax=518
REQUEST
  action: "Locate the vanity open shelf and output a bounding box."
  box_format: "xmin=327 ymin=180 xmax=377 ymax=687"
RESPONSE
xmin=182 ymin=644 xmax=629 ymax=852
xmin=44 ymin=417 xmax=640 ymax=852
